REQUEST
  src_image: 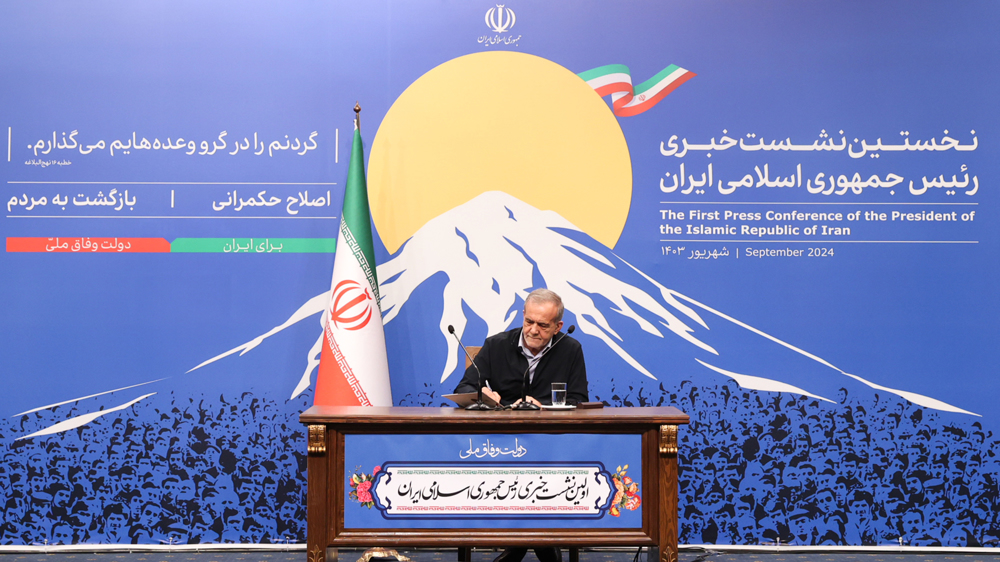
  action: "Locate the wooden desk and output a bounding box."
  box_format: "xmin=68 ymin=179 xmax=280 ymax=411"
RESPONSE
xmin=300 ymin=406 xmax=688 ymax=562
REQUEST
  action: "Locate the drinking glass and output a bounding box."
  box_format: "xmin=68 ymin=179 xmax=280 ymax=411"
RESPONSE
xmin=551 ymin=382 xmax=567 ymax=406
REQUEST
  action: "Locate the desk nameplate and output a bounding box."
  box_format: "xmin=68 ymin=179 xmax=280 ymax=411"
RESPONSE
xmin=344 ymin=433 xmax=642 ymax=529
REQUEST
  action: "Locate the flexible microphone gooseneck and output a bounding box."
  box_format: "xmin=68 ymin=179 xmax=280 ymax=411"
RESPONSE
xmin=448 ymin=325 xmax=495 ymax=410
xmin=512 ymin=325 xmax=576 ymax=411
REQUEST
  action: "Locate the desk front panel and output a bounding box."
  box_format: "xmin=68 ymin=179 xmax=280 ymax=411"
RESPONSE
xmin=300 ymin=407 xmax=687 ymax=554
xmin=343 ymin=432 xmax=643 ymax=529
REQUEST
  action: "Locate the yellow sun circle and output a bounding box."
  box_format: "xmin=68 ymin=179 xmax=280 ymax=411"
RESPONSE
xmin=368 ymin=51 xmax=632 ymax=253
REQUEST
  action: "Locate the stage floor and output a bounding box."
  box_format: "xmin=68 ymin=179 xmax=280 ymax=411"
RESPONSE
xmin=0 ymin=549 xmax=998 ymax=562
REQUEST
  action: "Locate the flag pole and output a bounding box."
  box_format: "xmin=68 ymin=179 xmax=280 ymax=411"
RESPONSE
xmin=346 ymin=101 xmax=405 ymax=562
xmin=313 ymin=101 xmax=392 ymax=407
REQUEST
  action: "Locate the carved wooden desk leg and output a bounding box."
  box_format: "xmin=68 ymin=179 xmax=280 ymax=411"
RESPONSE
xmin=308 ymin=425 xmax=329 ymax=562
xmin=657 ymin=425 xmax=679 ymax=562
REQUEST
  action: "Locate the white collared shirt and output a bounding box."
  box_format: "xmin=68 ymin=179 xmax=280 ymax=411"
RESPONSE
xmin=519 ymin=330 xmax=554 ymax=383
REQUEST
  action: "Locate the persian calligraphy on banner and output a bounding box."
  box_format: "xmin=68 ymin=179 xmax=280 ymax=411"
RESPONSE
xmin=343 ymin=433 xmax=643 ymax=529
xmin=372 ymin=464 xmax=613 ymax=517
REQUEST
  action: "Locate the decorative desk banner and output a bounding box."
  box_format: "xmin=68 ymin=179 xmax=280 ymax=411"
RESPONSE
xmin=344 ymin=433 xmax=642 ymax=529
xmin=375 ymin=463 xmax=609 ymax=515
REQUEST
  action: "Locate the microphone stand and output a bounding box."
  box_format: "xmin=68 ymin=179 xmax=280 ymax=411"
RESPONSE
xmin=512 ymin=325 xmax=575 ymax=411
xmin=448 ymin=325 xmax=495 ymax=410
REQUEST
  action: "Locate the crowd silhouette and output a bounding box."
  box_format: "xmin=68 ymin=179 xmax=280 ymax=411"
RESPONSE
xmin=2 ymin=379 xmax=998 ymax=547
xmin=0 ymin=391 xmax=310 ymax=545
xmin=664 ymin=380 xmax=999 ymax=547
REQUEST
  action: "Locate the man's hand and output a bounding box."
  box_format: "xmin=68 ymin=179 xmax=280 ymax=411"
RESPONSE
xmin=511 ymin=395 xmax=542 ymax=407
xmin=482 ymin=387 xmax=501 ymax=404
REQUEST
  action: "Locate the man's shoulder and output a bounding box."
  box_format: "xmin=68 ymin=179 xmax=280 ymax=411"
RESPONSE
xmin=484 ymin=328 xmax=520 ymax=347
xmin=563 ymin=333 xmax=583 ymax=349
xmin=557 ymin=333 xmax=584 ymax=355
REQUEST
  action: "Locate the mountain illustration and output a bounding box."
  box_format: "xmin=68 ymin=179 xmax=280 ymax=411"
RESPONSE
xmin=17 ymin=192 xmax=976 ymax=439
xmin=378 ymin=191 xmax=974 ymax=415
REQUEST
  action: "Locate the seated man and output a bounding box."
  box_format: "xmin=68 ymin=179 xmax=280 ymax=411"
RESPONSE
xmin=454 ymin=288 xmax=588 ymax=408
xmin=453 ymin=288 xmax=587 ymax=562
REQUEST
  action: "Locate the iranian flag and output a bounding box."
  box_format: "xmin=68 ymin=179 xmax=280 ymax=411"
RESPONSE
xmin=579 ymin=63 xmax=695 ymax=117
xmin=314 ymin=117 xmax=392 ymax=407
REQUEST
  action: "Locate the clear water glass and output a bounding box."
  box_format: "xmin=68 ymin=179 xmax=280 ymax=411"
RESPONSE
xmin=551 ymin=382 xmax=567 ymax=406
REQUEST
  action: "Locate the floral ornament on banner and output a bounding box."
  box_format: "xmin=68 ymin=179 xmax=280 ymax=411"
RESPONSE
xmin=610 ymin=464 xmax=640 ymax=517
xmin=349 ymin=465 xmax=381 ymax=508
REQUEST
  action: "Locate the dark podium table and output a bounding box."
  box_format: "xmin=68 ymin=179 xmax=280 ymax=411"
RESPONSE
xmin=300 ymin=406 xmax=688 ymax=562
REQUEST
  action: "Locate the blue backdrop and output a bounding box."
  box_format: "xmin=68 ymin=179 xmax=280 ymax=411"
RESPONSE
xmin=1 ymin=0 xmax=998 ymax=548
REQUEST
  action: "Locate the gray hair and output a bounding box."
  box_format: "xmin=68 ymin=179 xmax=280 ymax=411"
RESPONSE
xmin=525 ymin=288 xmax=564 ymax=322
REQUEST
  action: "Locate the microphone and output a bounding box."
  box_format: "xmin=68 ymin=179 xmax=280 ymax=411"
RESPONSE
xmin=448 ymin=325 xmax=495 ymax=410
xmin=512 ymin=325 xmax=576 ymax=411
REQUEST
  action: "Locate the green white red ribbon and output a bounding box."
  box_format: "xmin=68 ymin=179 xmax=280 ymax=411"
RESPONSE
xmin=579 ymin=64 xmax=695 ymax=117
